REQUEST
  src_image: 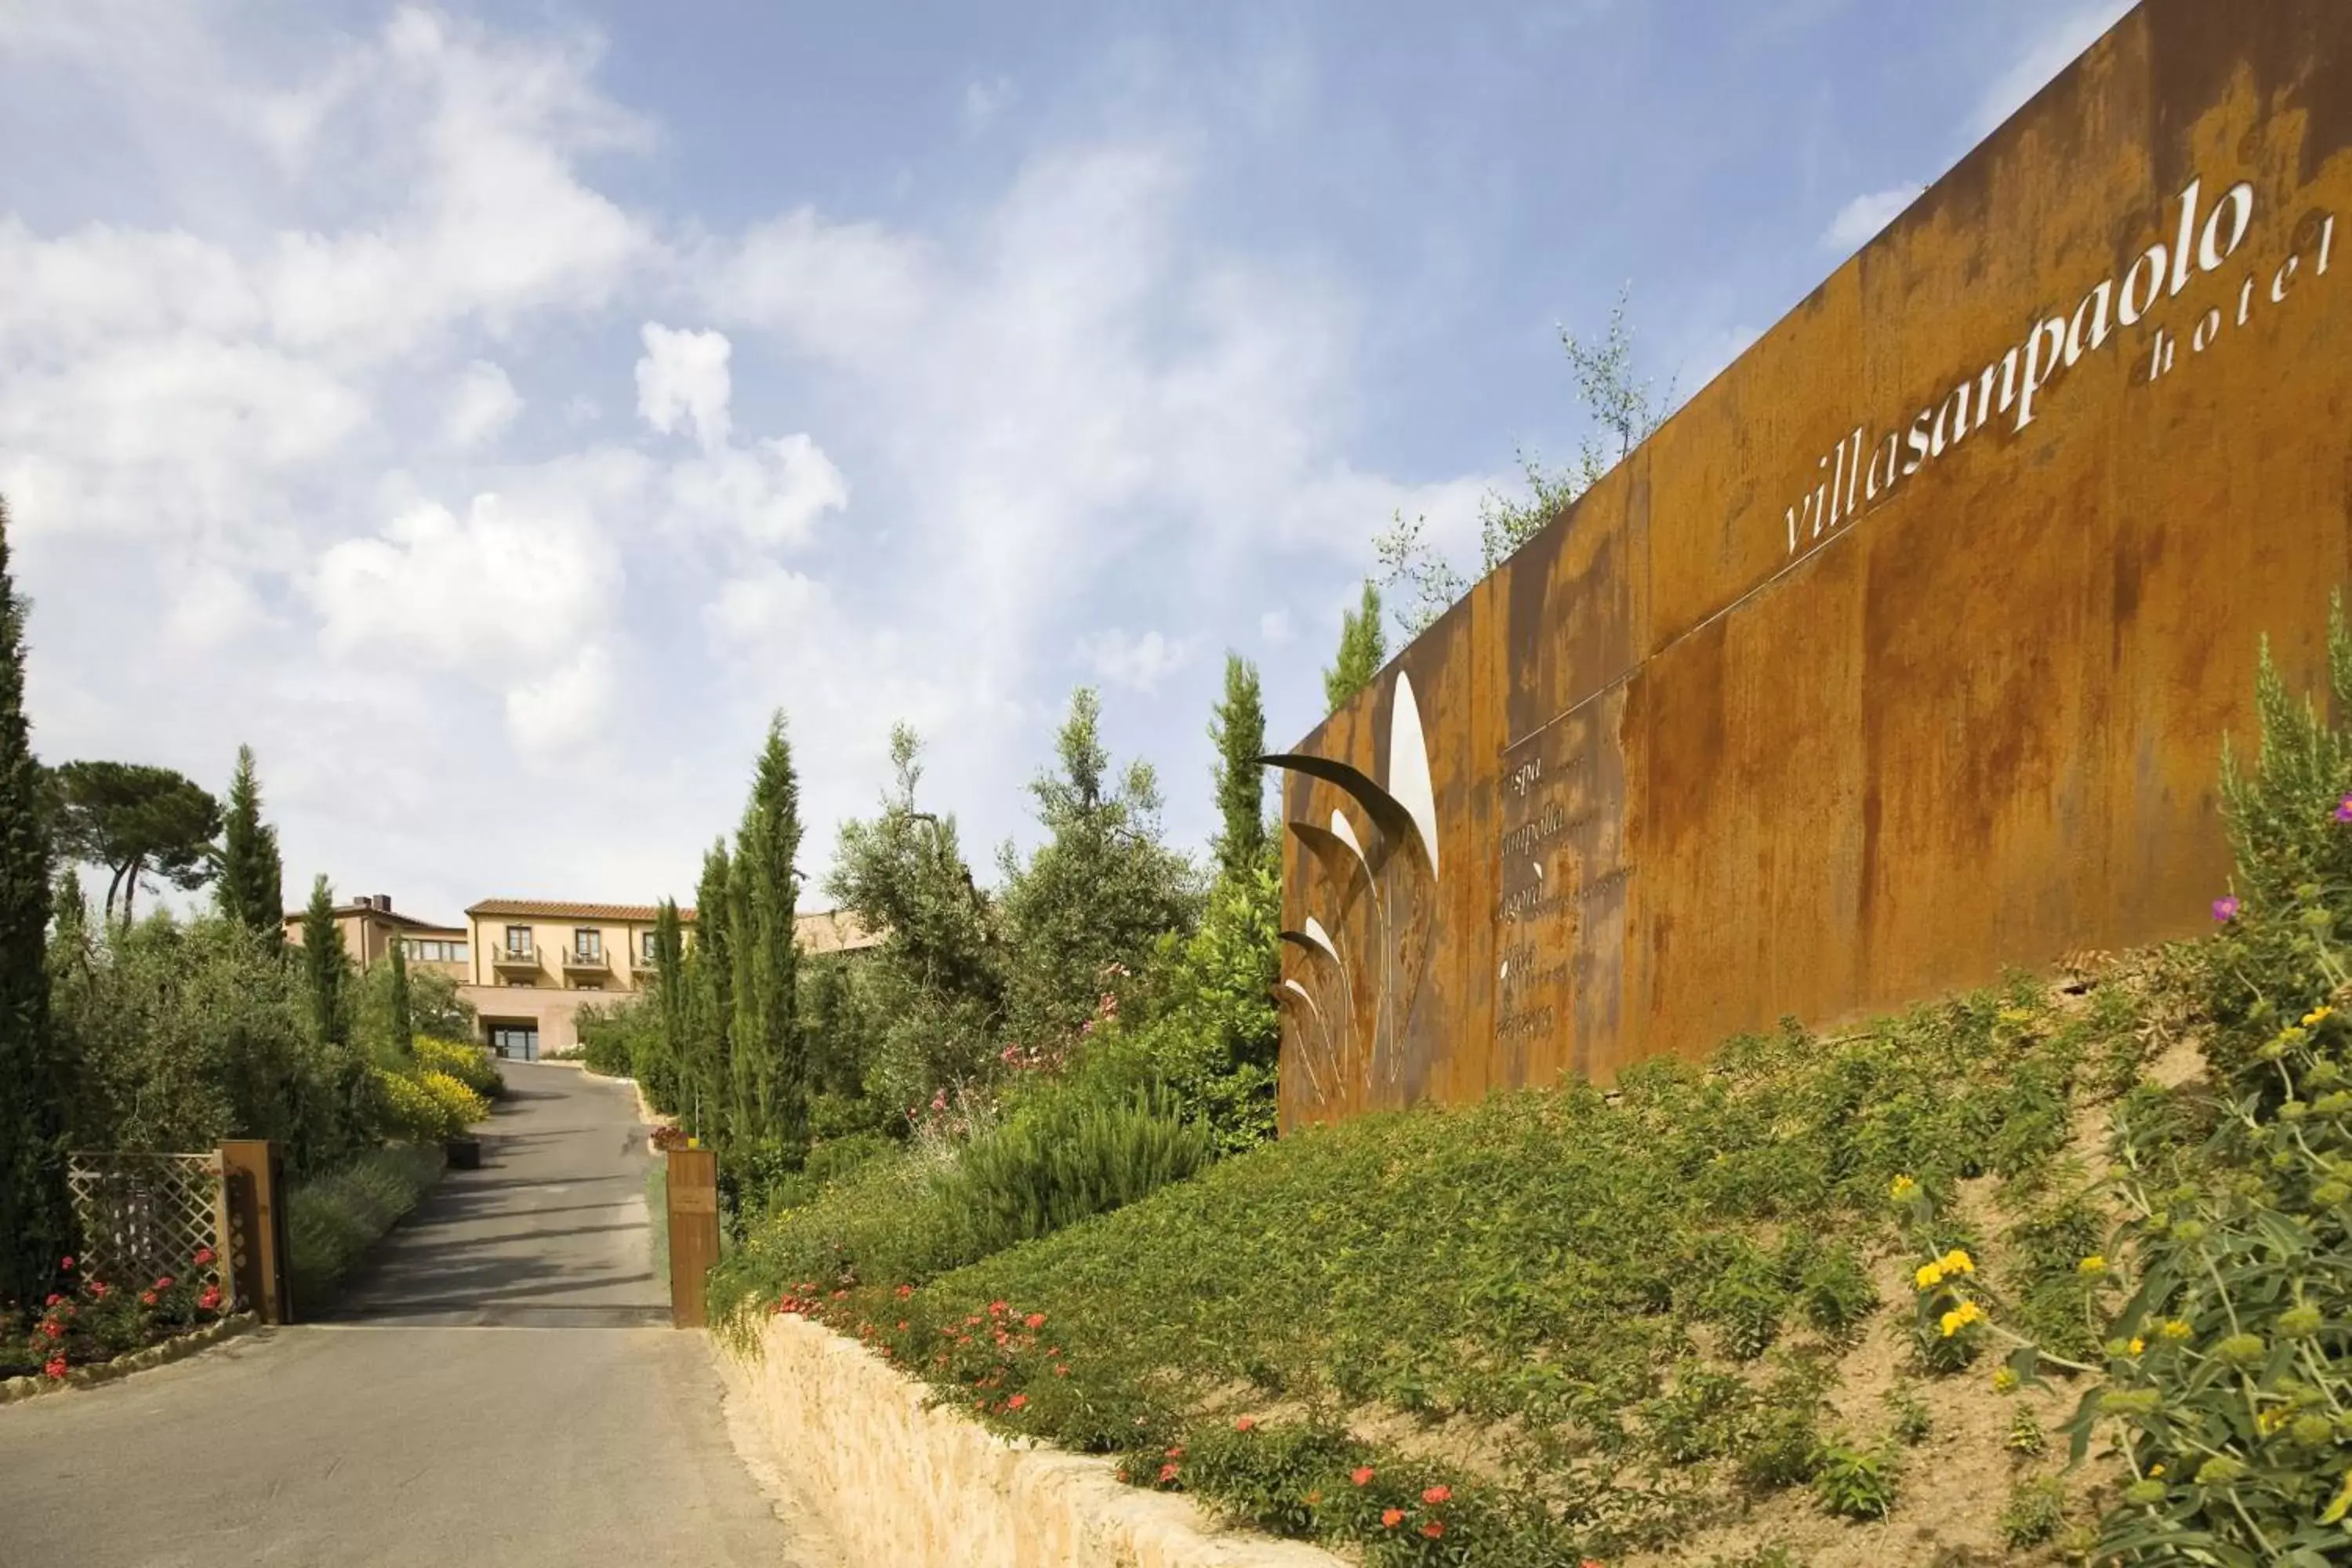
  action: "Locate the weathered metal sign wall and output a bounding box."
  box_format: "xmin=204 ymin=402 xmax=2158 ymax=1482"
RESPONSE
xmin=1271 ymin=0 xmax=2352 ymax=1130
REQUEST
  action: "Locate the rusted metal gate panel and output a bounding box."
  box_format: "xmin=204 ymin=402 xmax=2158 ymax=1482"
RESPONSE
xmin=1272 ymin=0 xmax=2352 ymax=1130
xmin=666 ymin=1148 xmax=720 ymax=1330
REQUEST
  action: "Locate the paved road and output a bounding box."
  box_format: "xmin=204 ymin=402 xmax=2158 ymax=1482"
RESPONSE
xmin=0 ymin=1062 xmax=820 ymax=1568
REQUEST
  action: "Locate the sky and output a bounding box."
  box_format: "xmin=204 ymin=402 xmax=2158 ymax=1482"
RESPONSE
xmin=0 ymin=0 xmax=2132 ymax=924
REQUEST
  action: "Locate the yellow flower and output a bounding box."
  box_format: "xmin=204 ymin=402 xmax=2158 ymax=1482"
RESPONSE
xmin=2128 ymin=1337 xmax=2145 ymax=1356
xmin=2158 ymin=1319 xmax=2194 ymax=1342
xmin=1940 ymin=1249 xmax=1976 ymax=1277
xmin=1915 ymin=1261 xmax=1946 ymax=1290
xmin=2259 ymin=1406 xmax=2292 ymax=1436
xmin=2078 ymin=1254 xmax=2107 ymax=1275
xmin=1939 ymin=1300 xmax=1984 ymax=1338
xmin=2149 ymin=1464 xmax=2165 ymax=1479
xmin=1889 ymin=1175 xmax=1918 ymax=1203
xmin=2305 ymin=1006 xmax=2334 ymax=1027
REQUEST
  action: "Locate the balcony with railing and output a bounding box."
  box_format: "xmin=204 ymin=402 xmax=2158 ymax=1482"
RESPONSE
xmin=491 ymin=943 xmax=542 ymax=975
xmin=560 ymin=945 xmax=611 ymax=981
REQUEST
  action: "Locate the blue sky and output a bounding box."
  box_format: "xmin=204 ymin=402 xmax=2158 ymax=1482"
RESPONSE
xmin=0 ymin=0 xmax=2129 ymax=921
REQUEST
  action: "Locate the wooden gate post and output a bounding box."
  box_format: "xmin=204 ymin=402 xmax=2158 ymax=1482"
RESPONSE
xmin=220 ymin=1140 xmax=292 ymax=1325
xmin=666 ymin=1147 xmax=720 ymax=1329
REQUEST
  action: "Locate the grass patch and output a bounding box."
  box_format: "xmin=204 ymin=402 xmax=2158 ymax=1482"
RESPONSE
xmin=645 ymin=1160 xmax=670 ymax=1287
xmin=287 ymin=1144 xmax=445 ymax=1311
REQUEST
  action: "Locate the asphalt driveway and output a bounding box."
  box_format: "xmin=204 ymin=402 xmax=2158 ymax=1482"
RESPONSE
xmin=0 ymin=1062 xmax=819 ymax=1567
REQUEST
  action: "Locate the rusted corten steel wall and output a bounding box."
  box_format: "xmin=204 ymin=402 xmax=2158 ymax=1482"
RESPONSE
xmin=1270 ymin=0 xmax=2352 ymax=1133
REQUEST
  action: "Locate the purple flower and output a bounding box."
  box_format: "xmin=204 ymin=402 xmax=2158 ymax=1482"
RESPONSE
xmin=2334 ymin=793 xmax=2352 ymax=823
xmin=2212 ymin=895 xmax=2241 ymax=923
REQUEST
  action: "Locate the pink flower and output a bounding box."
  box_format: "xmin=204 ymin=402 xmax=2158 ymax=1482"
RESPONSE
xmin=42 ymin=1356 xmax=67 ymax=1379
xmin=2336 ymin=793 xmax=2352 ymax=823
xmin=2212 ymin=895 xmax=2241 ymax=922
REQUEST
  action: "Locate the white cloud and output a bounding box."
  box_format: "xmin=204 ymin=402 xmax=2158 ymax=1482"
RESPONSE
xmin=445 ymin=358 xmax=522 ymax=448
xmin=504 ymin=644 xmax=612 ymax=757
xmin=311 ymin=488 xmax=617 ymax=668
xmin=1969 ymin=0 xmax=2133 ymax=140
xmin=702 ymin=209 xmax=934 ymax=365
xmin=1080 ymin=628 xmax=1193 ymax=693
xmin=665 ymin=434 xmax=848 ymax=551
xmin=964 ymin=76 xmax=1016 ymax=132
xmin=1822 ymin=185 xmax=1923 ymax=252
xmin=635 ymin=321 xmax=733 ymax=452
xmin=1258 ymin=609 xmax=1293 ymax=647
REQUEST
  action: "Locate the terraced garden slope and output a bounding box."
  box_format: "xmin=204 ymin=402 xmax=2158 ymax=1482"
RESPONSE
xmin=715 ymin=620 xmax=2352 ymax=1568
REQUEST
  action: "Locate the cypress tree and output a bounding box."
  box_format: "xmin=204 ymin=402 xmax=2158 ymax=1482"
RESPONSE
xmin=1323 ymin=580 xmax=1388 ymax=710
xmin=726 ymin=848 xmax=757 ymax=1139
xmin=688 ymin=841 xmax=734 ymax=1144
xmin=387 ymin=935 xmax=414 ymax=1054
xmin=301 ymin=874 xmax=349 ymax=1047
xmin=652 ymin=898 xmax=686 ymax=1110
xmin=731 ymin=714 xmax=805 ymax=1153
xmin=1209 ymin=652 xmax=1269 ymax=884
xmin=216 ymin=744 xmax=284 ymax=953
xmin=0 ymin=495 xmax=70 ymax=1309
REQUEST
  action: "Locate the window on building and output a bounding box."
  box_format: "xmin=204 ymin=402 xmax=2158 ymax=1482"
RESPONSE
xmin=641 ymin=929 xmax=658 ymax=963
xmin=505 ymin=925 xmax=532 ymax=956
xmin=401 ymin=938 xmax=470 ymax=963
xmin=574 ymin=928 xmax=602 ymax=960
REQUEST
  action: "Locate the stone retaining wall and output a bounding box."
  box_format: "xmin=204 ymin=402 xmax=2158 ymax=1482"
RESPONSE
xmin=717 ymin=1312 xmax=1345 ymax=1568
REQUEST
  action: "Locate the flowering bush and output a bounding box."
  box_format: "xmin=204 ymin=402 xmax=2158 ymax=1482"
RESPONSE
xmin=412 ymin=1036 xmax=503 ymax=1101
xmin=1 ymin=1247 xmax=228 ymax=1380
xmin=369 ymin=1063 xmax=486 ymax=1142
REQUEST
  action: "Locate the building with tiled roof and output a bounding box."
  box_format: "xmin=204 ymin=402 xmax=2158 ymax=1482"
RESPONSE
xmin=299 ymin=891 xmax=880 ymax=1061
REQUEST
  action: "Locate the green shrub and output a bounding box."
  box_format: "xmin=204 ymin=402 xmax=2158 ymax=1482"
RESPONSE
xmin=1810 ymin=1439 xmax=1899 ymax=1520
xmin=1999 ymin=1476 xmax=2067 ymax=1548
xmin=938 ymin=1087 xmax=1210 ymax=1261
xmin=286 ymin=1145 xmax=444 ymax=1306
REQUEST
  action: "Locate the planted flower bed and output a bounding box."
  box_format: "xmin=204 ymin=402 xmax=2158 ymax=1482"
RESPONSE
xmin=2 ymin=1247 xmax=228 ymax=1384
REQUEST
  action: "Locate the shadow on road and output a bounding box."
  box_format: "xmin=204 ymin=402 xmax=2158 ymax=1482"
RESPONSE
xmin=323 ymin=1063 xmax=670 ymax=1328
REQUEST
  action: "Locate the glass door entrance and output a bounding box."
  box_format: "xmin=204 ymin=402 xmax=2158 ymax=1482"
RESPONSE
xmin=489 ymin=1025 xmax=539 ymax=1062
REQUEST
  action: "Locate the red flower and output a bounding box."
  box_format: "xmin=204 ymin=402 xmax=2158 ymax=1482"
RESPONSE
xmin=1024 ymin=1312 xmax=1047 ymax=1330
xmin=1234 ymin=1417 xmax=1257 ymax=1432
xmin=895 ymin=1283 xmax=913 ymax=1299
xmin=1381 ymin=1508 xmax=1404 ymax=1529
xmin=1350 ymin=1467 xmax=1374 ymax=1486
xmin=140 ymin=1290 xmax=158 ymax=1307
xmin=1421 ymin=1485 xmax=1452 ymax=1505
xmin=989 ymin=1300 xmax=1008 ymax=1316
xmin=1158 ymin=1462 xmax=1181 ymax=1483
xmin=1164 ymin=1444 xmax=1185 ymax=1460
xmin=192 ymin=1247 xmax=216 ymax=1267
xmin=1421 ymin=1520 xmax=1445 ymax=1540
xmin=1007 ymin=1394 xmax=1028 ymax=1410
xmin=198 ymin=1286 xmax=222 ymax=1312
xmin=154 ymin=1276 xmax=174 ymax=1290
xmin=42 ymin=1294 xmax=60 ymax=1307
xmin=1054 ymin=1364 xmax=1069 ymax=1377
xmin=59 ymin=1257 xmax=73 ymax=1271
xmin=42 ymin=1356 xmax=67 ymax=1379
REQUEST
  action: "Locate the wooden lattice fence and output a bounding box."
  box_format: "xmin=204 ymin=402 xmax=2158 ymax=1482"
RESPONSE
xmin=65 ymin=1152 xmax=230 ymax=1297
